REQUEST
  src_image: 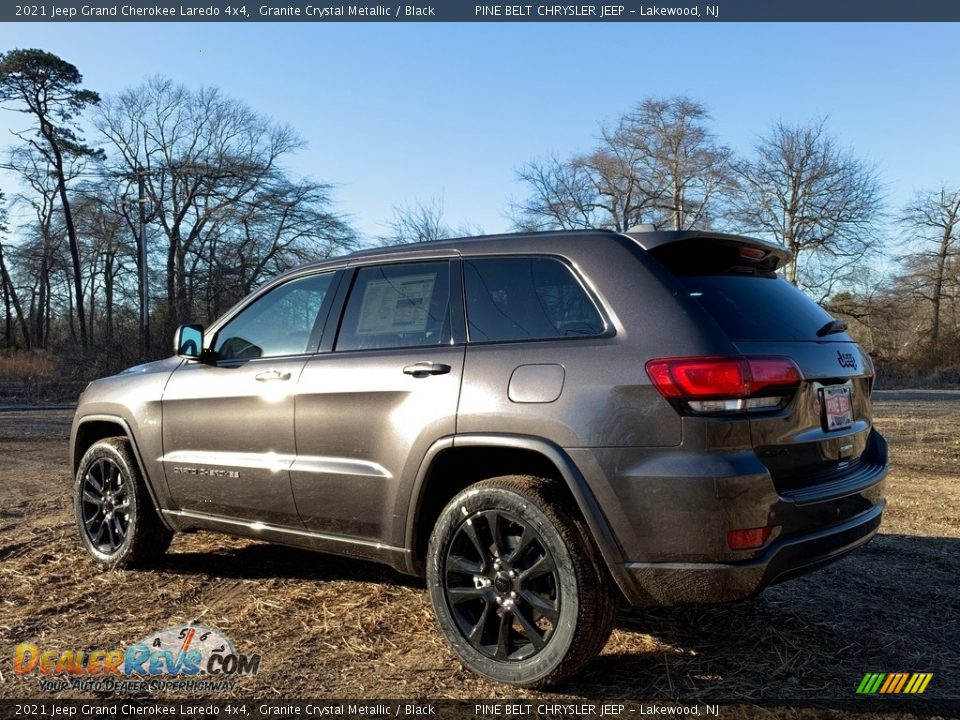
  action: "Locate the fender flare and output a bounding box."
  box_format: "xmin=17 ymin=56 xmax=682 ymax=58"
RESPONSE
xmin=73 ymin=414 xmax=174 ymax=531
xmin=404 ymin=433 xmax=636 ymax=600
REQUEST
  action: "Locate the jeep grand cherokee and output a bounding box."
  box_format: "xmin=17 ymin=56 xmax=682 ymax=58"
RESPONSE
xmin=71 ymin=229 xmax=887 ymax=687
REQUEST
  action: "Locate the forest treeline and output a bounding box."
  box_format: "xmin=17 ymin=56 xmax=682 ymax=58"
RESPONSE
xmin=0 ymin=48 xmax=957 ymax=386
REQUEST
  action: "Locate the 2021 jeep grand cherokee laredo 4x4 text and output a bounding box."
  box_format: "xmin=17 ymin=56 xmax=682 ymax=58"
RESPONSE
xmin=71 ymin=229 xmax=887 ymax=687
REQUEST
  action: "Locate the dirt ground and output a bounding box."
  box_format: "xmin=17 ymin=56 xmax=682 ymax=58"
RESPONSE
xmin=0 ymin=391 xmax=958 ymax=715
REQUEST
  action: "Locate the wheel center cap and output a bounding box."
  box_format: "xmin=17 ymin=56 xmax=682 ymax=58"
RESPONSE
xmin=493 ymin=571 xmax=513 ymax=594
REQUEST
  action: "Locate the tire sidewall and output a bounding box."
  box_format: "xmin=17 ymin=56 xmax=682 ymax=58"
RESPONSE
xmin=427 ymin=484 xmax=581 ymax=686
xmin=74 ymin=440 xmax=142 ymax=567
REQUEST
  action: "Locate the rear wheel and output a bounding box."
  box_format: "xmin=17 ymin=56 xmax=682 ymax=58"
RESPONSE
xmin=426 ymin=475 xmax=618 ymax=687
xmin=74 ymin=438 xmax=173 ymax=568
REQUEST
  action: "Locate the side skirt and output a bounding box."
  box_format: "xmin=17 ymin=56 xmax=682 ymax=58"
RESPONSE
xmin=160 ymin=509 xmax=412 ymax=573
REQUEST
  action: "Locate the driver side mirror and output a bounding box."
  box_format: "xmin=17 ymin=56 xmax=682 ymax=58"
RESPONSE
xmin=175 ymin=324 xmax=205 ymax=359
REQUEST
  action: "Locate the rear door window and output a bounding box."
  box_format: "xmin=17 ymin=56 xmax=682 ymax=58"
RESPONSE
xmin=464 ymin=256 xmax=605 ymax=342
xmin=336 ymin=261 xmax=452 ymax=351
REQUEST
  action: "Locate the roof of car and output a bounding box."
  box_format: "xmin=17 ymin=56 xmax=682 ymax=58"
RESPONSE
xmin=293 ymin=228 xmax=791 ymax=274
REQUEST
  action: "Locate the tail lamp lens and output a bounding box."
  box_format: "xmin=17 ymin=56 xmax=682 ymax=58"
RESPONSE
xmin=645 ymin=356 xmax=802 ymax=400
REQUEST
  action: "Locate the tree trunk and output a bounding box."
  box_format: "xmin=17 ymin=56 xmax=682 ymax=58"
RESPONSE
xmin=930 ymin=227 xmax=951 ymax=343
xmin=42 ymin=122 xmax=88 ymax=352
xmin=43 ymin=270 xmax=51 ymax=347
xmin=104 ymin=248 xmax=115 ymax=345
xmin=166 ymin=232 xmax=179 ymax=334
xmin=176 ymin=242 xmax=188 ymax=325
xmin=0 ymin=241 xmax=31 ymax=348
xmin=66 ymin=286 xmax=77 ymax=345
xmin=2 ymin=272 xmax=10 ymax=346
xmin=35 ymin=261 xmax=46 ymax=346
xmin=673 ymin=180 xmax=683 ymax=230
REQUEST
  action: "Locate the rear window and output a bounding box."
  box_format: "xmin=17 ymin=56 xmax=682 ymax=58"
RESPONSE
xmin=677 ymin=275 xmax=841 ymax=341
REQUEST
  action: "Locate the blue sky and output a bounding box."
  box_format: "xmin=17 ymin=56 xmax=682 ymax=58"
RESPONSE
xmin=1 ymin=22 xmax=959 ymax=244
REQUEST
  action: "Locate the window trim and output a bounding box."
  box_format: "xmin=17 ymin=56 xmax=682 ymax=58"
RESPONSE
xmin=460 ymin=253 xmax=613 ymax=346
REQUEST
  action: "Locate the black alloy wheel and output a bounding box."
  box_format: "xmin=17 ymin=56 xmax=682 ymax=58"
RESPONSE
xmin=74 ymin=438 xmax=173 ymax=568
xmin=79 ymin=456 xmax=131 ymax=554
xmin=444 ymin=508 xmax=560 ymax=661
xmin=427 ymin=475 xmax=619 ymax=688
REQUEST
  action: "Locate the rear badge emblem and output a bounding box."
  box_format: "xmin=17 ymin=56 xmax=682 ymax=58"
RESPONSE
xmin=837 ymin=351 xmax=858 ymax=370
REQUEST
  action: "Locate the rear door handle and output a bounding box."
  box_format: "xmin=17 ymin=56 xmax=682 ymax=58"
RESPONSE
xmin=403 ymin=362 xmax=451 ymax=377
xmin=255 ymin=369 xmax=292 ymax=382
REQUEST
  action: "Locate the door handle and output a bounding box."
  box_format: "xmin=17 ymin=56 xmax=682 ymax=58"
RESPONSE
xmin=403 ymin=362 xmax=451 ymax=377
xmin=255 ymin=369 xmax=292 ymax=382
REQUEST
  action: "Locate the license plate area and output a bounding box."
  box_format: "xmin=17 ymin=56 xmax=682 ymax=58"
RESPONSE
xmin=821 ymin=384 xmax=853 ymax=431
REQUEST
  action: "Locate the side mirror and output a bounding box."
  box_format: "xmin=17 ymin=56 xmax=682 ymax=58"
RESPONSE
xmin=175 ymin=324 xmax=205 ymax=359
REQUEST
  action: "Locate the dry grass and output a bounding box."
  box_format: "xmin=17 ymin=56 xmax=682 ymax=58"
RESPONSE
xmin=0 ymin=351 xmax=61 ymax=382
xmin=0 ymin=351 xmax=86 ymax=405
xmin=0 ymin=394 xmax=958 ymax=716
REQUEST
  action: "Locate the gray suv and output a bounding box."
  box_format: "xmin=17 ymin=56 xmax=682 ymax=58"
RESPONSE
xmin=71 ymin=229 xmax=888 ymax=687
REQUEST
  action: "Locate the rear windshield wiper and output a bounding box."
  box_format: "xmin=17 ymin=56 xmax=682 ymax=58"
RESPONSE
xmin=816 ymin=319 xmax=848 ymax=337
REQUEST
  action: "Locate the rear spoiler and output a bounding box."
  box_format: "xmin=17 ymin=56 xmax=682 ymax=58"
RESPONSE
xmin=622 ymin=230 xmax=792 ymax=276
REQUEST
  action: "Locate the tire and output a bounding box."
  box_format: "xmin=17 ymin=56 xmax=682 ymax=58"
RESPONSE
xmin=74 ymin=437 xmax=173 ymax=568
xmin=426 ymin=475 xmax=619 ymax=687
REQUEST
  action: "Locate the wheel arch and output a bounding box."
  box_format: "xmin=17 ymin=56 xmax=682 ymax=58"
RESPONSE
xmin=72 ymin=414 xmax=173 ymax=531
xmin=404 ymin=433 xmax=633 ymax=599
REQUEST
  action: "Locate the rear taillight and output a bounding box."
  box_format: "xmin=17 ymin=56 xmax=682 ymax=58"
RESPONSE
xmin=645 ymin=356 xmax=802 ymax=413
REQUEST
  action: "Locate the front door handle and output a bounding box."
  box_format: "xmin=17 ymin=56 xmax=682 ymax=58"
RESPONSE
xmin=255 ymin=369 xmax=292 ymax=382
xmin=403 ymin=362 xmax=451 ymax=377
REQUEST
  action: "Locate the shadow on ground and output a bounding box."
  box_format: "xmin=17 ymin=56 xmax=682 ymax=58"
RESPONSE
xmin=155 ymin=540 xmax=424 ymax=588
xmin=564 ymin=534 xmax=960 ymax=706
xmin=154 ymin=532 xmax=959 ymax=706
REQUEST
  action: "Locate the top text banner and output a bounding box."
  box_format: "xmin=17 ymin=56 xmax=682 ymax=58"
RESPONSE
xmin=6 ymin=0 xmax=960 ymax=22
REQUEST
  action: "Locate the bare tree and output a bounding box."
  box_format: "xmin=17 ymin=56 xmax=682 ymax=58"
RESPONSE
xmin=71 ymin=187 xmax=131 ymax=345
xmin=0 ymin=189 xmax=32 ymax=348
xmin=198 ymin=177 xmax=355 ymax=318
xmin=826 ymin=268 xmax=903 ymax=356
xmin=899 ymin=187 xmax=960 ymax=343
xmin=512 ymin=148 xmax=657 ymax=232
xmin=0 ymin=49 xmax=104 ymax=351
xmin=6 ymin=145 xmax=85 ymax=347
xmin=616 ymin=97 xmax=736 ymax=230
xmin=512 ymin=96 xmax=734 ymax=232
xmin=95 ymin=76 xmax=354 ymax=335
xmin=731 ymin=119 xmax=883 ymax=297
xmin=378 ymin=198 xmax=480 ymax=245
xmin=514 ymin=154 xmax=611 ymax=231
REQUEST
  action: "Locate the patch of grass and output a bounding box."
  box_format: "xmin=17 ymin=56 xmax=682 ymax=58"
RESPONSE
xmin=0 ymin=350 xmax=61 ymax=382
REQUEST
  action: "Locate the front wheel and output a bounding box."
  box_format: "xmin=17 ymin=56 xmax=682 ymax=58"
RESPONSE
xmin=74 ymin=438 xmax=173 ymax=568
xmin=426 ymin=475 xmax=618 ymax=687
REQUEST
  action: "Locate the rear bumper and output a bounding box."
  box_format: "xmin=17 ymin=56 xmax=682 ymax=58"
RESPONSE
xmin=619 ymin=499 xmax=885 ymax=605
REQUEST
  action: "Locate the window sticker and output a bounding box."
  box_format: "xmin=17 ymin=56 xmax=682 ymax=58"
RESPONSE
xmin=355 ymin=273 xmax=437 ymax=335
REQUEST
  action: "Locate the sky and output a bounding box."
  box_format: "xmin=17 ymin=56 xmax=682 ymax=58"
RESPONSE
xmin=1 ymin=22 xmax=959 ymax=245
